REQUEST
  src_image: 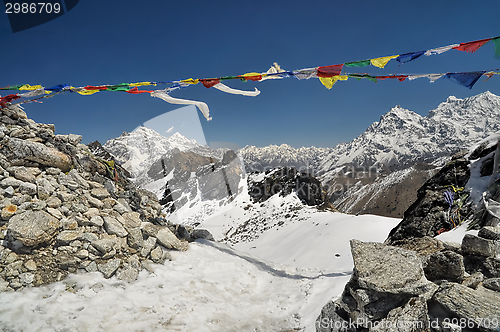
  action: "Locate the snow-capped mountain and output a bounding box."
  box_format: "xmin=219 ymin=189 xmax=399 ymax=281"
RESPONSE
xmin=321 ymin=91 xmax=500 ymax=180
xmin=239 ymin=144 xmax=331 ymax=173
xmin=103 ymin=127 xmax=223 ymax=184
xmin=241 ymin=92 xmax=500 ymax=182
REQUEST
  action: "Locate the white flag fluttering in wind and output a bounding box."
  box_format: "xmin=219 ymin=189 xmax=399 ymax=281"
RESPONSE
xmin=212 ymin=83 xmax=260 ymax=96
xmin=151 ymin=90 xmax=212 ymax=121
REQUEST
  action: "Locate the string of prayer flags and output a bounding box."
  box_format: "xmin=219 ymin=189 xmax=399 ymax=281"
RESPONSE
xmin=2 ymin=35 xmax=500 ymax=121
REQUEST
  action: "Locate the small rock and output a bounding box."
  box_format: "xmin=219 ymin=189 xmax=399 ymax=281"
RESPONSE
xmin=150 ymin=245 xmax=166 ymax=263
xmin=4 ymin=186 xmax=14 ymax=196
xmin=24 ymin=260 xmax=37 ymax=271
xmin=83 ymin=207 xmax=100 ymax=219
xmin=103 ymin=216 xmax=128 ymax=237
xmin=80 ymin=232 xmax=99 ymax=243
xmin=192 ymin=229 xmax=215 ymax=241
xmin=75 ymin=249 xmax=89 ymax=259
xmin=18 ymin=181 xmax=37 ymax=195
xmin=462 ymin=271 xmax=484 ymax=289
xmin=127 ymin=228 xmax=143 ymax=249
xmin=141 ymin=222 xmax=160 ymax=237
xmin=56 ymin=230 xmax=81 ymax=245
xmin=91 ymin=238 xmax=116 ymax=254
xmin=1 ymin=204 xmax=17 ymax=220
xmin=85 ymin=261 xmax=98 ymax=273
xmin=0 ymin=278 xmax=11 ymax=292
xmin=13 ymin=167 xmax=36 ymax=182
xmin=98 ymin=258 xmax=121 ymax=279
xmin=46 ymin=207 xmax=64 ymax=219
xmin=113 ymin=202 xmax=129 ymax=214
xmin=478 ymin=226 xmax=500 ymax=241
xmin=116 ymin=265 xmax=139 ymax=283
xmin=46 ymin=196 xmax=62 ymax=208
xmin=156 ymin=227 xmax=188 ymax=251
xmin=121 ymin=212 xmax=142 ymax=230
xmin=19 ymin=272 xmax=34 ymax=285
xmin=423 ymin=250 xmax=465 ymax=282
xmin=1 ymin=177 xmax=21 ymax=188
xmin=140 ymin=237 xmax=156 ymax=257
xmin=462 ymin=234 xmax=500 ymax=258
xmin=89 ymin=215 xmax=104 ymax=227
xmin=91 ymin=187 xmax=110 ymax=200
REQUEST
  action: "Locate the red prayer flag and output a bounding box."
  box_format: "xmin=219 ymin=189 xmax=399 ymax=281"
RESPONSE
xmin=84 ymin=85 xmax=108 ymax=91
xmin=243 ymin=75 xmax=262 ymax=81
xmin=452 ymin=38 xmax=491 ymax=53
xmin=126 ymin=87 xmax=153 ymax=94
xmin=0 ymin=94 xmax=21 ymax=107
xmin=317 ymin=64 xmax=344 ymax=77
xmin=200 ymin=78 xmax=220 ymax=88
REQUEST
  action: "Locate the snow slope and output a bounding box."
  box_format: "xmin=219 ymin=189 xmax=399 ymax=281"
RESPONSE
xmin=0 ymin=172 xmax=400 ymax=331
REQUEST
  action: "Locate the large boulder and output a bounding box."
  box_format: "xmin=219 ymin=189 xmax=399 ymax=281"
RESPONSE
xmin=7 ymin=210 xmax=60 ymax=246
xmin=431 ymin=282 xmax=500 ymax=332
xmin=2 ymin=137 xmax=71 ymax=172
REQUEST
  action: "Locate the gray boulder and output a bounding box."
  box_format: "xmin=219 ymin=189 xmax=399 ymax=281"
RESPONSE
xmin=432 ymin=282 xmax=500 ymax=332
xmin=351 ymin=240 xmax=434 ymax=296
xmin=423 ymin=250 xmax=466 ymax=282
xmin=7 ymin=210 xmax=60 ymax=246
xmin=3 ymin=137 xmax=71 ymax=172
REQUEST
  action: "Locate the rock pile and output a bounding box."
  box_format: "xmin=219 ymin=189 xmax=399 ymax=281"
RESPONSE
xmin=0 ymin=105 xmax=212 ymax=292
xmin=316 ymin=228 xmax=500 ymax=332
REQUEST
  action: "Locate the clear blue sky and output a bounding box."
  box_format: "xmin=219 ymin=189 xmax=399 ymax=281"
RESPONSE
xmin=1 ymin=1 xmax=499 ymax=149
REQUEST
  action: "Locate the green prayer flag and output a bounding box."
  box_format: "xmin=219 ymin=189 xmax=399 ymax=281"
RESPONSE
xmin=0 ymin=85 xmax=23 ymax=90
xmin=345 ymin=60 xmax=370 ymax=67
xmin=348 ymin=74 xmax=377 ymax=82
xmin=492 ymin=37 xmax=500 ymax=59
xmin=106 ymin=84 xmax=130 ymax=92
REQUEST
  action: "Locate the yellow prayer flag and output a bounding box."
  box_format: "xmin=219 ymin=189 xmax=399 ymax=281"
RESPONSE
xmin=19 ymin=84 xmax=43 ymax=91
xmin=242 ymin=72 xmax=261 ymax=77
xmin=129 ymin=82 xmax=156 ymax=87
xmin=76 ymin=89 xmax=100 ymax=95
xmin=319 ymin=75 xmax=348 ymax=89
xmin=370 ymin=55 xmax=399 ymax=69
xmin=180 ymin=78 xmax=199 ymax=85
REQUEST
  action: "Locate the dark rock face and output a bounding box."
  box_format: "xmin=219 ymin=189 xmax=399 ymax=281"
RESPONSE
xmin=385 ymin=157 xmax=472 ymax=245
xmin=248 ymin=167 xmax=327 ymax=206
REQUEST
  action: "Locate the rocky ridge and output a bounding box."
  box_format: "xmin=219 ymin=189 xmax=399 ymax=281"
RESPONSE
xmin=0 ymin=105 xmax=212 ymax=292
